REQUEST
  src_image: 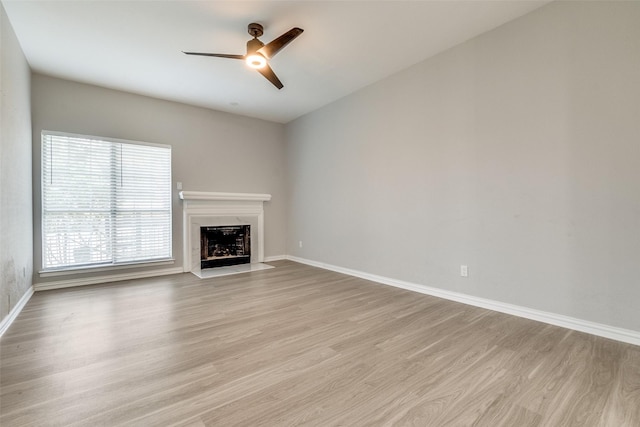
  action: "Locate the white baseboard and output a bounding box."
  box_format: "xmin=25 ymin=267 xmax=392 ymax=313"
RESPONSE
xmin=0 ymin=286 xmax=34 ymax=337
xmin=264 ymin=255 xmax=287 ymax=262
xmin=286 ymin=256 xmax=640 ymax=347
xmin=34 ymin=267 xmax=184 ymax=291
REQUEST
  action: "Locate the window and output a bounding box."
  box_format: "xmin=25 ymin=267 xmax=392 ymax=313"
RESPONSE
xmin=41 ymin=131 xmax=172 ymax=270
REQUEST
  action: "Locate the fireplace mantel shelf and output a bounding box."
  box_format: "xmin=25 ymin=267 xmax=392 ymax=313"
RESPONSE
xmin=179 ymin=191 xmax=271 ymax=202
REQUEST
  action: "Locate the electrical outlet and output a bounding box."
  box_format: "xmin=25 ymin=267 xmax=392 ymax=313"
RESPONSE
xmin=176 ymin=182 xmax=182 ymax=190
xmin=299 ymin=241 xmax=303 ymax=248
xmin=460 ymin=265 xmax=468 ymax=277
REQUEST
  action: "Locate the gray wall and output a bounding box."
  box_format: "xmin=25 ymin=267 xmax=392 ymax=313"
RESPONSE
xmin=0 ymin=3 xmax=32 ymax=321
xmin=286 ymin=1 xmax=640 ymax=332
xmin=32 ymin=75 xmax=287 ymax=285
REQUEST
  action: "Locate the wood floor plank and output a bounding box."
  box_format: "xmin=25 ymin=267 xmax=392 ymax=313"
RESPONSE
xmin=1 ymin=260 xmax=639 ymax=426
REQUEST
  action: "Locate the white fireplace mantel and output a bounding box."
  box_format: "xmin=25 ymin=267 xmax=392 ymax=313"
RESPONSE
xmin=180 ymin=191 xmax=271 ymax=274
xmin=179 ymin=191 xmax=271 ymax=203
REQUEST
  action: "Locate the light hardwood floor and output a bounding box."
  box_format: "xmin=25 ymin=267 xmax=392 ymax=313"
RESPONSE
xmin=1 ymin=260 xmax=639 ymax=426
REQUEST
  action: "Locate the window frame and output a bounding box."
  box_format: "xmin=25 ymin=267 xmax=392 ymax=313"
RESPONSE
xmin=40 ymin=130 xmax=173 ymax=273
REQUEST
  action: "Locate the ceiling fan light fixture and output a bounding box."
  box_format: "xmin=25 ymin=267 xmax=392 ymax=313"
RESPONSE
xmin=246 ymin=54 xmax=267 ymax=69
xmin=183 ymin=23 xmax=303 ymax=89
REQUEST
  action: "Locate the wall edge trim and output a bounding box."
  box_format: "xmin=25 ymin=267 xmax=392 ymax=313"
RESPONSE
xmin=286 ymin=256 xmax=640 ymax=347
xmin=34 ymin=267 xmax=184 ymax=291
xmin=0 ymin=286 xmax=35 ymax=337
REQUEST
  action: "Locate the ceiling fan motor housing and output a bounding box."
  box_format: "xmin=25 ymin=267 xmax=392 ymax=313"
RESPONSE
xmin=246 ymin=38 xmax=265 ymax=54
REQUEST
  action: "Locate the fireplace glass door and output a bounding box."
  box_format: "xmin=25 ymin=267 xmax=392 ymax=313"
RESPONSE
xmin=200 ymin=225 xmax=250 ymax=269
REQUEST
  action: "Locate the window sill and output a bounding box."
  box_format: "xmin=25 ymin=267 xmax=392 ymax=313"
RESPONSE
xmin=39 ymin=258 xmax=176 ymax=278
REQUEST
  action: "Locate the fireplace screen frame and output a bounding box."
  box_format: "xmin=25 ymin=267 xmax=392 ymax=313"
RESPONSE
xmin=200 ymin=225 xmax=251 ymax=269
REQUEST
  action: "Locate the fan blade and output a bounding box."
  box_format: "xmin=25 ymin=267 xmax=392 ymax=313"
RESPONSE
xmin=256 ymin=64 xmax=284 ymax=89
xmin=183 ymin=52 xmax=245 ymax=60
xmin=257 ymin=27 xmax=303 ymax=59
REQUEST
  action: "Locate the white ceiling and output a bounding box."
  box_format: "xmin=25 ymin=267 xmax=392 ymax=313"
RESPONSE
xmin=2 ymin=0 xmax=550 ymax=123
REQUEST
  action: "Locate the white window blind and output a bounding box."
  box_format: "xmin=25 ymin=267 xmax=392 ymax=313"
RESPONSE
xmin=42 ymin=131 xmax=172 ymax=270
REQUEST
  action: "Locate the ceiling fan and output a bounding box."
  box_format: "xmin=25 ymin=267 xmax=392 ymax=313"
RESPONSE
xmin=183 ymin=23 xmax=304 ymax=90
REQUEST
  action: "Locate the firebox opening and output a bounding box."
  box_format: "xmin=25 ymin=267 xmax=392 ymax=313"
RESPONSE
xmin=200 ymin=225 xmax=251 ymax=269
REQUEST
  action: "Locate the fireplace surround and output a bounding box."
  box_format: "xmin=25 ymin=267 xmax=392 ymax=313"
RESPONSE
xmin=179 ymin=191 xmax=271 ymax=275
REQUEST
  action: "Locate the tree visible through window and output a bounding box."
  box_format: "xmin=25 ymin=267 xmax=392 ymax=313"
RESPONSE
xmin=41 ymin=131 xmax=172 ymax=270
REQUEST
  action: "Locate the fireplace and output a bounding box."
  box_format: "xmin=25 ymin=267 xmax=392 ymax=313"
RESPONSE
xmin=179 ymin=191 xmax=271 ymax=276
xmin=200 ymin=225 xmax=250 ymax=269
